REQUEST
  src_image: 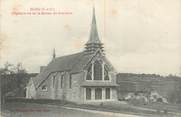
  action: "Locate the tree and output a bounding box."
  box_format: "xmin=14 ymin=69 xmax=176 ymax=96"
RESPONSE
xmin=0 ymin=62 xmax=26 ymax=75
xmin=0 ymin=62 xmax=27 ymax=104
xmin=15 ymin=62 xmax=26 ymax=74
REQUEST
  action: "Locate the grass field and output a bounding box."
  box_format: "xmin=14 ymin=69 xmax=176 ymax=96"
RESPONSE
xmin=1 ymin=99 xmax=181 ymax=117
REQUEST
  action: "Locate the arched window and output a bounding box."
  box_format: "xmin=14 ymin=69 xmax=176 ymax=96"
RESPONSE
xmin=104 ymin=65 xmax=109 ymax=80
xmin=60 ymin=75 xmax=64 ymax=88
xmin=94 ymin=60 xmax=102 ymax=80
xmin=86 ymin=64 xmax=92 ymax=80
xmin=95 ymin=88 xmax=102 ymax=100
xmin=53 ymin=76 xmax=56 ymax=88
xmin=69 ymin=75 xmax=72 ymax=88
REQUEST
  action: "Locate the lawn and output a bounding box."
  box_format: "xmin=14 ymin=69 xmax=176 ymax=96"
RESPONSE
xmin=1 ymin=99 xmax=181 ymax=117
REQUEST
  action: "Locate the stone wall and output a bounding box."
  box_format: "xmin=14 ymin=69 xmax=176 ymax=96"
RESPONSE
xmin=36 ymin=73 xmax=55 ymax=99
xmin=66 ymin=72 xmax=84 ymax=103
xmin=35 ymin=71 xmax=84 ymax=103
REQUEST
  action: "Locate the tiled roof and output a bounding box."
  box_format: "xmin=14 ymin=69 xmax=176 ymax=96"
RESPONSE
xmin=34 ymin=52 xmax=94 ymax=89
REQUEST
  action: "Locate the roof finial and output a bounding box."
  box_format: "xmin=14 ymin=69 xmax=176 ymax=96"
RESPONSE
xmin=93 ymin=5 xmax=95 ymax=17
xmin=52 ymin=48 xmax=56 ymax=60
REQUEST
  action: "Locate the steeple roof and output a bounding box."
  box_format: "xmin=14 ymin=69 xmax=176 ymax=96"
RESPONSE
xmin=86 ymin=7 xmax=101 ymax=44
xmin=85 ymin=7 xmax=104 ymax=54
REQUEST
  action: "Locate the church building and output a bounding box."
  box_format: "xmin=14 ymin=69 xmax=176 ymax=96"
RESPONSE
xmin=26 ymin=8 xmax=118 ymax=104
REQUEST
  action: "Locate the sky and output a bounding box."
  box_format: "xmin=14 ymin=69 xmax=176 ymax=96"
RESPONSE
xmin=1 ymin=0 xmax=181 ymax=76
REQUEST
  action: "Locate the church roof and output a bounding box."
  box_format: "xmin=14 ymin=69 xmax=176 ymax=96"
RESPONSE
xmin=34 ymin=52 xmax=95 ymax=89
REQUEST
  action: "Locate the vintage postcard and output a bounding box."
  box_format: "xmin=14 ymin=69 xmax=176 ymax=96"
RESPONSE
xmin=0 ymin=0 xmax=181 ymax=117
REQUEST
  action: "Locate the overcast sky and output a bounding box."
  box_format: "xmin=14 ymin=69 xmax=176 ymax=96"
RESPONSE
xmin=1 ymin=0 xmax=181 ymax=76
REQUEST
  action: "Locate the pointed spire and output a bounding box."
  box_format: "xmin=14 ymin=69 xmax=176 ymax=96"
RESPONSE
xmin=52 ymin=48 xmax=56 ymax=60
xmin=86 ymin=6 xmax=101 ymax=44
xmin=85 ymin=7 xmax=104 ymax=54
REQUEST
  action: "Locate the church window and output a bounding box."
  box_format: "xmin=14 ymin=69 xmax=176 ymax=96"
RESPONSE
xmin=61 ymin=75 xmax=64 ymax=88
xmin=94 ymin=60 xmax=102 ymax=80
xmin=95 ymin=88 xmax=102 ymax=100
xmin=41 ymin=85 xmax=47 ymax=91
xmin=105 ymin=88 xmax=111 ymax=99
xmin=104 ymin=65 xmax=109 ymax=80
xmin=53 ymin=76 xmax=56 ymax=88
xmin=69 ymin=75 xmax=72 ymax=88
xmin=86 ymin=64 xmax=92 ymax=80
xmin=86 ymin=88 xmax=91 ymax=100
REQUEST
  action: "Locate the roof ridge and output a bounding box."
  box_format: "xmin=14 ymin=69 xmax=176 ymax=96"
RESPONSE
xmin=54 ymin=52 xmax=83 ymax=60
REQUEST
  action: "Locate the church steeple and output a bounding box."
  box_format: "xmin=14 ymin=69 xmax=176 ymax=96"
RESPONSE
xmin=85 ymin=7 xmax=104 ymax=54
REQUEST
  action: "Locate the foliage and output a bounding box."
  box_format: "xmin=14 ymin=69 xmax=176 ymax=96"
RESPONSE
xmin=0 ymin=62 xmax=37 ymax=104
xmin=0 ymin=62 xmax=26 ymax=75
xmin=117 ymin=73 xmax=181 ymax=104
